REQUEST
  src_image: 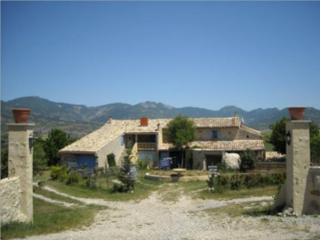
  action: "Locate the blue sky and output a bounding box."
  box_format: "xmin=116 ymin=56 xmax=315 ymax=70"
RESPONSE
xmin=1 ymin=1 xmax=320 ymax=110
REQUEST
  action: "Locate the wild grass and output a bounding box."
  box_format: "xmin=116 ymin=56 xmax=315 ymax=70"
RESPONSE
xmin=1 ymin=198 xmax=104 ymax=239
xmin=33 ymin=186 xmax=82 ymax=204
xmin=176 ymin=180 xmax=278 ymax=200
xmin=204 ymin=201 xmax=273 ymax=218
xmin=47 ymin=176 xmax=163 ymax=202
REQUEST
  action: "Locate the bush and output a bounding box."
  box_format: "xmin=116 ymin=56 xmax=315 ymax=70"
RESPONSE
xmin=229 ymin=174 xmax=244 ymax=190
xmin=50 ymin=165 xmax=68 ymax=182
xmin=111 ymin=179 xmax=126 ymax=192
xmin=116 ymin=156 xmax=136 ymax=192
xmin=208 ymin=172 xmax=286 ymax=192
xmin=85 ymin=174 xmax=97 ymax=189
xmin=240 ymin=150 xmax=256 ymax=172
xmin=66 ymin=170 xmax=82 ymax=185
xmin=207 ymin=174 xmax=224 ymax=193
xmin=137 ymin=159 xmax=149 ymax=170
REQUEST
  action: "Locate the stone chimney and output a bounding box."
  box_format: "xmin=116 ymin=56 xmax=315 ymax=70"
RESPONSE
xmin=140 ymin=117 xmax=148 ymax=127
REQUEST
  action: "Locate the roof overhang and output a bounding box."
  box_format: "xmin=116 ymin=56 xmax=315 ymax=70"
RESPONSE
xmin=59 ymin=150 xmax=96 ymax=155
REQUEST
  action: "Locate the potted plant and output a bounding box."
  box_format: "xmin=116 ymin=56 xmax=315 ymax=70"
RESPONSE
xmin=288 ymin=107 xmax=305 ymax=120
xmin=12 ymin=108 xmax=31 ymax=123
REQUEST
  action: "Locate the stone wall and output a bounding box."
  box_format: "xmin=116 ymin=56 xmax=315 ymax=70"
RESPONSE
xmin=236 ymin=127 xmax=261 ymax=140
xmin=0 ymin=177 xmax=27 ymax=225
xmin=303 ymin=167 xmax=320 ymax=214
xmin=195 ymin=127 xmax=238 ymax=141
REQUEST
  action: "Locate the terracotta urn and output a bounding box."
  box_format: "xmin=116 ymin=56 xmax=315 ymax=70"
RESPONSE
xmin=288 ymin=107 xmax=305 ymax=120
xmin=12 ymin=108 xmax=31 ymax=123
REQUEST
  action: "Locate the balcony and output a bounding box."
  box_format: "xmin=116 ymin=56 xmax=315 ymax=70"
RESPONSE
xmin=137 ymin=142 xmax=157 ymax=150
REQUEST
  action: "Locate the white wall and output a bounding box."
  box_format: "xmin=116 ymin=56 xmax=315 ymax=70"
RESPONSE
xmin=96 ymin=135 xmax=126 ymax=168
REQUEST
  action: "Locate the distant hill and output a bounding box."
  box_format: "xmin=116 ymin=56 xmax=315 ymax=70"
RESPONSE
xmin=2 ymin=96 xmax=320 ymax=138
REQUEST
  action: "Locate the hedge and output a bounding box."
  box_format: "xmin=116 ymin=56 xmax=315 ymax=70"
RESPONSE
xmin=207 ymin=172 xmax=286 ymax=192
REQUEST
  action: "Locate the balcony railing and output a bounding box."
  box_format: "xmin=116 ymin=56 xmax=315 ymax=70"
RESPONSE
xmin=137 ymin=142 xmax=157 ymax=150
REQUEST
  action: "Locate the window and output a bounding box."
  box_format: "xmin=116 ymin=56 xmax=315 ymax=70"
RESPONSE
xmin=212 ymin=130 xmax=218 ymax=139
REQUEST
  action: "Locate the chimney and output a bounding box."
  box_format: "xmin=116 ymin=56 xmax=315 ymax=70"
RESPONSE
xmin=140 ymin=117 xmax=148 ymax=127
xmin=108 ymin=117 xmax=112 ymax=124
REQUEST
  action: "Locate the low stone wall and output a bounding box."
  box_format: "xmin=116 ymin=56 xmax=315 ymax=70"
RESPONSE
xmin=255 ymin=161 xmax=286 ymax=170
xmin=304 ymin=166 xmax=320 ymax=214
xmin=274 ymin=166 xmax=320 ymax=215
xmin=0 ymin=177 xmax=27 ymax=225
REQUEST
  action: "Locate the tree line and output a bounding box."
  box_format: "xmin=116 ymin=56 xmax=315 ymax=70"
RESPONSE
xmin=1 ymin=129 xmax=75 ymax=178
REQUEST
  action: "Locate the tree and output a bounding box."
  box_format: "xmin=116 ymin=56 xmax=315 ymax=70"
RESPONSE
xmin=33 ymin=138 xmax=48 ymax=174
xmin=269 ymin=118 xmax=320 ymax=156
xmin=240 ymin=149 xmax=255 ymax=172
xmin=310 ymin=125 xmax=320 ymax=164
xmin=43 ymin=129 xmax=74 ymax=165
xmin=114 ymin=148 xmax=135 ymax=192
xmin=1 ymin=143 xmax=8 ymax=179
xmin=269 ymin=118 xmax=288 ymax=154
xmin=167 ymin=116 xmax=195 ymax=167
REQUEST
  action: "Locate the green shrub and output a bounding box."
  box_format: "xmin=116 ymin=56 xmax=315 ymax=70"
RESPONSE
xmin=111 ymin=179 xmax=126 ymax=192
xmin=105 ymin=166 xmax=120 ymax=177
xmin=230 ymin=174 xmax=244 ymax=190
xmin=66 ymin=170 xmax=82 ymax=185
xmin=137 ymin=159 xmax=149 ymax=170
xmin=85 ymin=175 xmax=97 ymax=189
xmin=208 ymin=172 xmax=286 ymax=192
xmin=240 ymin=150 xmax=256 ymax=172
xmin=207 ymin=174 xmax=224 ymax=193
xmin=117 ymin=156 xmax=135 ymax=192
xmin=207 ymin=175 xmax=214 ymax=192
xmin=50 ymin=165 xmax=68 ymax=182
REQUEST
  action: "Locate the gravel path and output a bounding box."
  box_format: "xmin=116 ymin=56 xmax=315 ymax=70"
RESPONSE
xmin=22 ymin=186 xmax=320 ymax=240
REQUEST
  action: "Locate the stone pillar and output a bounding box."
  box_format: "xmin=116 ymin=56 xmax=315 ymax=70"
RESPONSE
xmin=286 ymin=120 xmax=310 ymax=215
xmin=7 ymin=123 xmax=34 ymax=222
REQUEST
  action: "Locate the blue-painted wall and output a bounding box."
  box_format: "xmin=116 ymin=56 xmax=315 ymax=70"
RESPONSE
xmin=75 ymin=154 xmax=96 ymax=169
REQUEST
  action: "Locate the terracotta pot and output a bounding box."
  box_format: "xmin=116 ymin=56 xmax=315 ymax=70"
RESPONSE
xmin=288 ymin=107 xmax=305 ymax=120
xmin=12 ymin=108 xmax=31 ymax=123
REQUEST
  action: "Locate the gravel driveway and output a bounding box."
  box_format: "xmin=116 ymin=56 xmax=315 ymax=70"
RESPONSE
xmin=20 ymin=185 xmax=320 ymax=240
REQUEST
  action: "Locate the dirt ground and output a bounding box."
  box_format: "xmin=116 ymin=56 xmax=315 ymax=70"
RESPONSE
xmin=20 ymin=184 xmax=320 ymax=240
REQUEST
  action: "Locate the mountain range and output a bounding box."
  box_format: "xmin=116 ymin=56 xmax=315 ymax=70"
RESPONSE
xmin=1 ymin=96 xmax=320 ymax=138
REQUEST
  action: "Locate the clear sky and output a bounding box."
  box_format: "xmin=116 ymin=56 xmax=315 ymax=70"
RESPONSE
xmin=1 ymin=1 xmax=320 ymax=110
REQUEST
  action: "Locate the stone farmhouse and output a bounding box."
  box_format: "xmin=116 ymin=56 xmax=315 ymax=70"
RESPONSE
xmin=59 ymin=117 xmax=265 ymax=170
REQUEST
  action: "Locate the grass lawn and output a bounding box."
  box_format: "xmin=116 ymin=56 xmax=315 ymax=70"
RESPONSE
xmin=35 ymin=169 xmax=164 ymax=202
xmin=204 ymin=200 xmax=274 ymax=218
xmin=1 ymin=198 xmax=104 ymax=240
xmin=33 ymin=186 xmax=82 ymax=204
xmin=46 ymin=176 xmax=163 ymax=201
xmin=176 ymin=180 xmax=278 ymax=200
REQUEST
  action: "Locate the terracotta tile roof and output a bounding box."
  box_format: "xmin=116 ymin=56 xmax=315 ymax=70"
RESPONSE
xmin=158 ymin=140 xmax=264 ymax=151
xmin=190 ymin=140 xmax=265 ymax=151
xmin=59 ymin=117 xmax=260 ymax=154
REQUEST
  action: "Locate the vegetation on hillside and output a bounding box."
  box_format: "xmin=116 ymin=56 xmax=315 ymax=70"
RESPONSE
xmin=2 ymin=97 xmax=320 ymax=138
